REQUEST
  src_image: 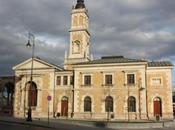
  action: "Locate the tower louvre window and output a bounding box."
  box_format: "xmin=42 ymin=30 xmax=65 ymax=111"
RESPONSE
xmin=73 ymin=40 xmax=80 ymax=54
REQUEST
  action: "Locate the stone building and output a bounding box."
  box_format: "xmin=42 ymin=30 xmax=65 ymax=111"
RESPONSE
xmin=13 ymin=0 xmax=174 ymax=120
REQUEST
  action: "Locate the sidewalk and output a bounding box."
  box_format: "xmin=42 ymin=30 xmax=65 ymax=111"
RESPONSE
xmin=0 ymin=116 xmax=175 ymax=129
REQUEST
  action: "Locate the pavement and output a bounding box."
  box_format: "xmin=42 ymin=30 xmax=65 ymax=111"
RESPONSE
xmin=0 ymin=116 xmax=175 ymax=129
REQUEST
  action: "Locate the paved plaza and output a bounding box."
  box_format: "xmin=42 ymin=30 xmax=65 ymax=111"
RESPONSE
xmin=0 ymin=116 xmax=175 ymax=130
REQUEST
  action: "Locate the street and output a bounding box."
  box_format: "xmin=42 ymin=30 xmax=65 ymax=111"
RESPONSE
xmin=0 ymin=121 xmax=175 ymax=130
xmin=0 ymin=121 xmax=112 ymax=130
xmin=0 ymin=122 xmax=56 ymax=130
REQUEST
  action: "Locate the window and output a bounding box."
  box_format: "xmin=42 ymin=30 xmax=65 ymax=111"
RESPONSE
xmin=105 ymin=75 xmax=112 ymax=85
xmin=128 ymin=96 xmax=136 ymax=112
xmin=105 ymin=96 xmax=113 ymax=112
xmin=73 ymin=16 xmax=78 ymax=26
xmin=73 ymin=40 xmax=80 ymax=54
xmin=152 ymin=78 xmax=161 ymax=85
xmin=84 ymin=96 xmax=91 ymax=112
xmin=27 ymin=82 xmax=37 ymax=107
xmin=56 ymin=76 xmax=61 ymax=85
xmin=63 ymin=76 xmax=68 ymax=85
xmin=127 ymin=74 xmax=135 ymax=84
xmin=70 ymin=76 xmax=74 ymax=85
xmin=84 ymin=75 xmax=91 ymax=85
xmin=80 ymin=15 xmax=84 ymax=25
xmin=173 ymin=95 xmax=175 ymax=103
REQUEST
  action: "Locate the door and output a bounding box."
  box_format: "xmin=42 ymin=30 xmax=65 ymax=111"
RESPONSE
xmin=154 ymin=97 xmax=162 ymax=116
xmin=61 ymin=97 xmax=68 ymax=116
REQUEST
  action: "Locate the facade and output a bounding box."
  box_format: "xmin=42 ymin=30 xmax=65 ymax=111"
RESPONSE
xmin=13 ymin=0 xmax=174 ymax=120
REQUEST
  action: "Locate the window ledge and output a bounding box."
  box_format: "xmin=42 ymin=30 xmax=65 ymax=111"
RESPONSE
xmin=124 ymin=83 xmax=136 ymax=86
xmin=84 ymin=111 xmax=92 ymax=113
xmin=81 ymin=84 xmax=92 ymax=87
xmin=102 ymin=84 xmax=114 ymax=87
xmin=128 ymin=111 xmax=136 ymax=113
xmin=57 ymin=85 xmax=73 ymax=88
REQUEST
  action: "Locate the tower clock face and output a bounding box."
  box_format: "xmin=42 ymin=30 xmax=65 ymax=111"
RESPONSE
xmin=72 ymin=40 xmax=81 ymax=54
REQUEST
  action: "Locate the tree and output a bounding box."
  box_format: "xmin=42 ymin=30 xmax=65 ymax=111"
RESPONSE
xmin=4 ymin=82 xmax=14 ymax=106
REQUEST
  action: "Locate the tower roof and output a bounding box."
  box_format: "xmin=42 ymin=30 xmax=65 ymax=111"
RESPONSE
xmin=75 ymin=0 xmax=86 ymax=9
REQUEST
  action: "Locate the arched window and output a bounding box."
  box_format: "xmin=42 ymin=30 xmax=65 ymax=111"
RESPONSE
xmin=84 ymin=96 xmax=91 ymax=112
xmin=73 ymin=40 xmax=80 ymax=53
xmin=27 ymin=81 xmax=37 ymax=107
xmin=105 ymin=96 xmax=113 ymax=112
xmin=128 ymin=96 xmax=136 ymax=112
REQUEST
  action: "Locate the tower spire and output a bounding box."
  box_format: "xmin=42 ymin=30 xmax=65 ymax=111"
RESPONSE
xmin=75 ymin=0 xmax=85 ymax=9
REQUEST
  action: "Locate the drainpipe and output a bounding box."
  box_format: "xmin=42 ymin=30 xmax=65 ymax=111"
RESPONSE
xmin=71 ymin=70 xmax=75 ymax=118
xmin=145 ymin=65 xmax=149 ymax=119
xmin=53 ymin=69 xmax=56 ymax=118
xmin=138 ymin=78 xmax=141 ymax=119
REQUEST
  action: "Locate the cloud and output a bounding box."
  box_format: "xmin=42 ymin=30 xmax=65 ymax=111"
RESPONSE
xmin=0 ymin=0 xmax=175 ymax=76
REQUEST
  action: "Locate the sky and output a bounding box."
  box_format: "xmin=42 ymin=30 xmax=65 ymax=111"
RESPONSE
xmin=0 ymin=0 xmax=175 ymax=84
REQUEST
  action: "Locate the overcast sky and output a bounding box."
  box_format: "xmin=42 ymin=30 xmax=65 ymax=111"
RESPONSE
xmin=0 ymin=0 xmax=175 ymax=84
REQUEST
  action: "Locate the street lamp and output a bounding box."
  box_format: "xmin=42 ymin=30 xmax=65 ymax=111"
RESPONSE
xmin=26 ymin=33 xmax=35 ymax=81
xmin=26 ymin=33 xmax=35 ymax=122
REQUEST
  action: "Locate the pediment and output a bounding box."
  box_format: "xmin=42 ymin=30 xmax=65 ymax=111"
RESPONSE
xmin=13 ymin=58 xmax=63 ymax=71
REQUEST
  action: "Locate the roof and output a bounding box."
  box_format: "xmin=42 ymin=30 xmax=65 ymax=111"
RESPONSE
xmin=74 ymin=56 xmax=147 ymax=65
xmin=73 ymin=56 xmax=173 ymax=68
xmin=75 ymin=0 xmax=86 ymax=9
xmin=13 ymin=57 xmax=64 ymax=70
xmin=148 ymin=61 xmax=173 ymax=67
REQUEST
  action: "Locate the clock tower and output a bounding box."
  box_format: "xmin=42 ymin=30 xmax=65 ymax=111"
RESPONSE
xmin=64 ymin=0 xmax=91 ymax=69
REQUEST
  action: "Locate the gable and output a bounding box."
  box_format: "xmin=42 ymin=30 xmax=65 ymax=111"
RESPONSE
xmin=13 ymin=58 xmax=63 ymax=71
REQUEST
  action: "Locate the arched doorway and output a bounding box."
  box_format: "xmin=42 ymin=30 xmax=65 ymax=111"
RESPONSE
xmin=84 ymin=96 xmax=91 ymax=112
xmin=61 ymin=96 xmax=68 ymax=116
xmin=26 ymin=81 xmax=37 ymax=107
xmin=128 ymin=96 xmax=136 ymax=112
xmin=105 ymin=96 xmax=113 ymax=112
xmin=153 ymin=97 xmax=162 ymax=117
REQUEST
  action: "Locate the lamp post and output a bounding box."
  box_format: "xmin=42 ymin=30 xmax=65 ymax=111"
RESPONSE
xmin=26 ymin=33 xmax=35 ymax=122
xmin=26 ymin=33 xmax=35 ymax=81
